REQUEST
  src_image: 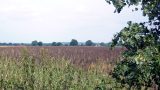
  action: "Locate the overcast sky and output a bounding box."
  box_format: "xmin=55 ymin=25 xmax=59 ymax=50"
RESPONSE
xmin=0 ymin=0 xmax=147 ymax=43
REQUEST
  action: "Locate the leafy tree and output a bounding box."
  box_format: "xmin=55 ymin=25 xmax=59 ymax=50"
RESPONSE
xmin=106 ymin=0 xmax=160 ymax=89
xmin=52 ymin=42 xmax=57 ymax=46
xmin=100 ymin=42 xmax=106 ymax=46
xmin=31 ymin=40 xmax=38 ymax=46
xmin=70 ymin=39 xmax=78 ymax=46
xmin=85 ymin=40 xmax=94 ymax=46
xmin=37 ymin=41 xmax=43 ymax=46
xmin=56 ymin=42 xmax=63 ymax=46
xmin=8 ymin=43 xmax=12 ymax=46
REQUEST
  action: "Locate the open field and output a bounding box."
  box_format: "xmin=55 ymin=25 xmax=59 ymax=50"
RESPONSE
xmin=0 ymin=46 xmax=125 ymax=89
xmin=0 ymin=46 xmax=124 ymax=72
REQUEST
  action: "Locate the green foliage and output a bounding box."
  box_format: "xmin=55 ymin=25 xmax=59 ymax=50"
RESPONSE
xmin=51 ymin=42 xmax=63 ymax=46
xmin=106 ymin=0 xmax=160 ymax=42
xmin=31 ymin=41 xmax=43 ymax=46
xmin=37 ymin=41 xmax=43 ymax=46
xmin=70 ymin=39 xmax=78 ymax=46
xmin=111 ymin=22 xmax=160 ymax=89
xmin=111 ymin=21 xmax=156 ymax=51
xmin=56 ymin=42 xmax=63 ymax=46
xmin=85 ymin=40 xmax=95 ymax=46
xmin=0 ymin=48 xmax=120 ymax=90
xmin=99 ymin=42 xmax=106 ymax=46
xmin=105 ymin=0 xmax=160 ymax=20
xmin=31 ymin=40 xmax=38 ymax=46
xmin=106 ymin=0 xmax=160 ymax=89
xmin=51 ymin=42 xmax=57 ymax=46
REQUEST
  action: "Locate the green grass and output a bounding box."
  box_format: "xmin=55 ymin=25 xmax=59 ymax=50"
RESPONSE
xmin=0 ymin=48 xmax=122 ymax=90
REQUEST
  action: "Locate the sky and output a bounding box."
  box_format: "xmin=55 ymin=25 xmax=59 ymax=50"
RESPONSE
xmin=0 ymin=0 xmax=147 ymax=43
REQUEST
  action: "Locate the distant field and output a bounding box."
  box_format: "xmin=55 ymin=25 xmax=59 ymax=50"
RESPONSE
xmin=0 ymin=46 xmax=124 ymax=63
xmin=0 ymin=46 xmax=125 ymax=89
xmin=0 ymin=46 xmax=124 ymax=72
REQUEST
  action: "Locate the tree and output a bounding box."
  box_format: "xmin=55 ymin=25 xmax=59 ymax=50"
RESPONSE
xmin=31 ymin=40 xmax=38 ymax=46
xmin=8 ymin=43 xmax=12 ymax=46
xmin=100 ymin=42 xmax=106 ymax=46
xmin=106 ymin=0 xmax=160 ymax=89
xmin=56 ymin=42 xmax=63 ymax=46
xmin=70 ymin=39 xmax=78 ymax=46
xmin=37 ymin=41 xmax=43 ymax=46
xmin=51 ymin=42 xmax=57 ymax=46
xmin=85 ymin=40 xmax=94 ymax=46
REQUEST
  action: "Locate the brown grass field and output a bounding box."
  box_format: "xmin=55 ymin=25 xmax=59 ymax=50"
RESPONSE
xmin=0 ymin=46 xmax=124 ymax=73
xmin=0 ymin=46 xmax=127 ymax=89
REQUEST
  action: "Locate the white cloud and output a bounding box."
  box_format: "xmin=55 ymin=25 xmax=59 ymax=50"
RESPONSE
xmin=0 ymin=0 xmax=147 ymax=43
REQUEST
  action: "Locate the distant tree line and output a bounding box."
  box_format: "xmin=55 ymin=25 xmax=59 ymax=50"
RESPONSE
xmin=31 ymin=40 xmax=43 ymax=46
xmin=30 ymin=39 xmax=110 ymax=46
xmin=0 ymin=43 xmax=27 ymax=46
xmin=0 ymin=39 xmax=110 ymax=47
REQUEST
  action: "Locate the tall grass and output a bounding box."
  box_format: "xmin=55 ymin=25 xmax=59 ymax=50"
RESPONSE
xmin=0 ymin=46 xmax=124 ymax=70
xmin=0 ymin=48 xmax=122 ymax=90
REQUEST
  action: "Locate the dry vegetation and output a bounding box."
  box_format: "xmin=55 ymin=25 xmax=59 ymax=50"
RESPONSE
xmin=0 ymin=46 xmax=124 ymax=72
xmin=0 ymin=46 xmax=125 ymax=89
